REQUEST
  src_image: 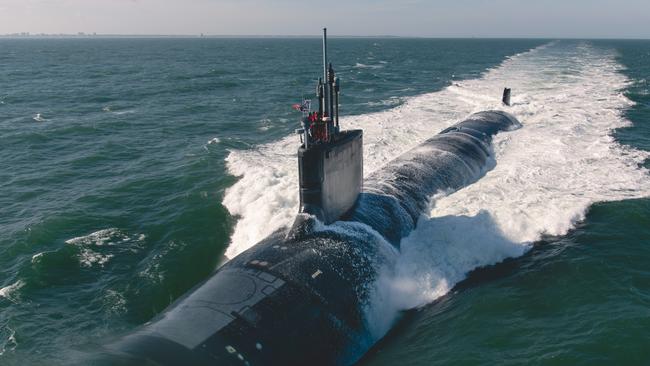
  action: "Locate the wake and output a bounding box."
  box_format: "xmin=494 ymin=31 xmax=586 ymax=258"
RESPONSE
xmin=223 ymin=41 xmax=650 ymax=338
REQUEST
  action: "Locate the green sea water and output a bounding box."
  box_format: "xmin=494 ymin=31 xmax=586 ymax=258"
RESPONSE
xmin=0 ymin=38 xmax=648 ymax=365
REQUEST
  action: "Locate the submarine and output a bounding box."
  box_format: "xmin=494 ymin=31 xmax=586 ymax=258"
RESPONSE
xmin=93 ymin=29 xmax=522 ymax=365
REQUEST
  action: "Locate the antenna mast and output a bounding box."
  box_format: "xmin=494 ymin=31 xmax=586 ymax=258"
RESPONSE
xmin=322 ymin=28 xmax=329 ymax=118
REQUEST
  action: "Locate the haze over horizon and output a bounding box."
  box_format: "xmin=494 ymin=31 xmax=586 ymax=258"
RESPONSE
xmin=0 ymin=0 xmax=649 ymax=39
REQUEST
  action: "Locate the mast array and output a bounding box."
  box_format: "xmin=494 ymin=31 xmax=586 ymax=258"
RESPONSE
xmin=296 ymin=28 xmax=341 ymax=148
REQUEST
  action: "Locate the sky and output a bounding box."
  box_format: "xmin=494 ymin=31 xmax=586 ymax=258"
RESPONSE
xmin=0 ymin=0 xmax=649 ymax=38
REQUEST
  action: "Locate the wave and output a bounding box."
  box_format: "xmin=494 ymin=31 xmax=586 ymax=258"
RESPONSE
xmin=0 ymin=281 xmax=24 ymax=302
xmin=222 ymin=41 xmax=650 ymax=339
xmin=354 ymin=62 xmax=385 ymax=69
xmin=60 ymin=228 xmax=146 ymax=268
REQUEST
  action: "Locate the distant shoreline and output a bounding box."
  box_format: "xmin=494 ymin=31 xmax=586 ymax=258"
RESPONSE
xmin=1 ymin=34 xmax=649 ymax=40
xmin=1 ymin=33 xmax=402 ymax=39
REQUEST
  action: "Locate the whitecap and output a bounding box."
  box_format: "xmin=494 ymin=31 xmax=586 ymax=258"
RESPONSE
xmin=65 ymin=228 xmax=122 ymax=246
xmin=31 ymin=252 xmax=44 ymax=263
xmin=78 ymin=248 xmax=113 ymax=268
xmin=354 ymin=62 xmax=384 ymax=69
xmin=65 ymin=228 xmax=145 ymax=267
xmin=0 ymin=281 xmax=24 ymax=301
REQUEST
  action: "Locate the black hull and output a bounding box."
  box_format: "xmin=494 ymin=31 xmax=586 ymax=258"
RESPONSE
xmin=96 ymin=111 xmax=521 ymax=366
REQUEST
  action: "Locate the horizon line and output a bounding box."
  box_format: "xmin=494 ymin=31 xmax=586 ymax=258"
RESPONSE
xmin=1 ymin=33 xmax=650 ymax=40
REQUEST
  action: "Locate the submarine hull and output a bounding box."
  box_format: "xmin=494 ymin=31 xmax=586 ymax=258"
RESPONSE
xmin=98 ymin=111 xmax=521 ymax=366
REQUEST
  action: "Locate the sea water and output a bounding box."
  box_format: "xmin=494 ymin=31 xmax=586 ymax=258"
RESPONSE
xmin=0 ymin=38 xmax=648 ymax=365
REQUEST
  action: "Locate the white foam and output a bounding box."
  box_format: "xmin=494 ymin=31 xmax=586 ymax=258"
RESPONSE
xmin=78 ymin=249 xmax=113 ymax=268
xmin=112 ymin=109 xmax=135 ymax=115
xmin=0 ymin=281 xmax=24 ymax=301
xmin=65 ymin=228 xmax=122 ymax=246
xmin=222 ymin=41 xmax=650 ymax=338
xmin=365 ymin=96 xmax=404 ymax=107
xmin=65 ymin=228 xmax=145 ymax=268
xmin=207 ymin=137 xmax=221 ymax=145
xmin=222 ymin=85 xmax=478 ymax=258
xmin=354 ymin=62 xmax=384 ymax=69
xmin=31 ymin=252 xmax=45 ymax=263
xmin=365 ymin=42 xmax=650 ymax=338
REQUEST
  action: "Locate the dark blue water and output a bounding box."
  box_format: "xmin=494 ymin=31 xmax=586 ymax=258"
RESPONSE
xmin=1 ymin=38 xmax=649 ymax=365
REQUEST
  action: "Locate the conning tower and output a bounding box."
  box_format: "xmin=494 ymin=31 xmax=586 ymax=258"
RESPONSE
xmin=294 ymin=28 xmax=363 ymax=224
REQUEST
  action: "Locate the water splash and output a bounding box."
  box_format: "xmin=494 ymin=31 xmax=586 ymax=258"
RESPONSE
xmin=222 ymin=41 xmax=650 ymax=340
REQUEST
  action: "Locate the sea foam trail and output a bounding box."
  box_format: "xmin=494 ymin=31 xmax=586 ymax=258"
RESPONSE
xmin=223 ymin=41 xmax=650 ymax=336
xmin=364 ymin=42 xmax=650 ymax=337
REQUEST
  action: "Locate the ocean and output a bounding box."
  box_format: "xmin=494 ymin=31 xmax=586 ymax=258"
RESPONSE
xmin=0 ymin=38 xmax=648 ymax=365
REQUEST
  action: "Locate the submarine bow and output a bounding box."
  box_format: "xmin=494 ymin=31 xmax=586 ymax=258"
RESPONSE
xmin=93 ymin=29 xmax=522 ymax=366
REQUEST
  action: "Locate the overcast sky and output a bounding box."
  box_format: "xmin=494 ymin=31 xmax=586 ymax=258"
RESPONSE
xmin=0 ymin=0 xmax=649 ymax=38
